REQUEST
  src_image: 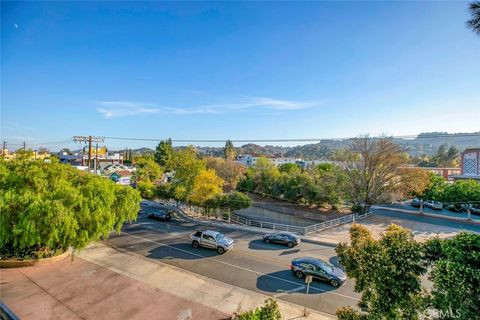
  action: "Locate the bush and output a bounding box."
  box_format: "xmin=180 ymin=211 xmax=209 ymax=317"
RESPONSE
xmin=0 ymin=158 xmax=141 ymax=259
xmin=233 ymin=298 xmax=281 ymax=320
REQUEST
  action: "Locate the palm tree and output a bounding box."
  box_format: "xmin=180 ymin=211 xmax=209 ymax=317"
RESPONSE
xmin=467 ymin=1 xmax=480 ymax=34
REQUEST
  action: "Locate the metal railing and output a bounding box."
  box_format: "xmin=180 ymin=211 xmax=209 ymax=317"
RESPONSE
xmin=228 ymin=211 xmax=372 ymax=235
xmin=158 ymin=199 xmax=372 ymax=235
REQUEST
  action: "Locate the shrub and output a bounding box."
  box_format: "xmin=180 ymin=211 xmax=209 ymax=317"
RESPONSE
xmin=233 ymin=298 xmax=281 ymax=320
xmin=0 ymin=158 xmax=141 ymax=259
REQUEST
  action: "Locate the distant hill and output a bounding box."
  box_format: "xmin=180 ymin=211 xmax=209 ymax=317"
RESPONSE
xmin=111 ymin=132 xmax=480 ymax=160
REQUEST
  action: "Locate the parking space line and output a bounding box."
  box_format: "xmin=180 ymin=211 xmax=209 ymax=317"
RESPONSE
xmin=123 ymin=232 xmax=360 ymax=301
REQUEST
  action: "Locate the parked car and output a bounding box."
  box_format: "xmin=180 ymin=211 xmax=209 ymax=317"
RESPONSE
xmin=471 ymin=205 xmax=480 ymax=215
xmin=148 ymin=210 xmax=172 ymax=221
xmin=291 ymin=257 xmax=347 ymax=287
xmin=410 ymin=198 xmax=421 ymax=208
xmin=424 ymin=200 xmax=443 ymax=210
xmin=263 ymin=231 xmax=301 ymax=248
xmin=190 ymin=230 xmax=234 ymax=254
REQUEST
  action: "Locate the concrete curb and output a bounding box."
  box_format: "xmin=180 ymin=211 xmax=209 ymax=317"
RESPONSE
xmin=373 ymin=206 xmax=480 ymax=226
xmin=0 ymin=249 xmax=71 ymax=269
xmin=93 ymin=242 xmax=335 ymax=319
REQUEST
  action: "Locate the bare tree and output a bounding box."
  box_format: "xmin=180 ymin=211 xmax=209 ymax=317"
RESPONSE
xmin=467 ymin=1 xmax=480 ymax=35
xmin=341 ymin=136 xmax=406 ymax=211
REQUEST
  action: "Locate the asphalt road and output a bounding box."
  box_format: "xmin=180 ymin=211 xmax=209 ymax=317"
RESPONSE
xmin=106 ymin=202 xmax=361 ymax=317
xmin=373 ymin=208 xmax=480 ymax=233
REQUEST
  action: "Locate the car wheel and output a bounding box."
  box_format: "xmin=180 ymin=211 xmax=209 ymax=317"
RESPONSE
xmin=217 ymin=247 xmax=225 ymax=254
xmin=294 ymin=270 xmax=304 ymax=279
xmin=330 ymin=279 xmax=340 ymax=287
xmin=264 ymin=238 xmax=271 ymax=243
xmin=192 ymin=241 xmax=199 ymax=248
xmin=287 ymin=242 xmax=294 ymax=248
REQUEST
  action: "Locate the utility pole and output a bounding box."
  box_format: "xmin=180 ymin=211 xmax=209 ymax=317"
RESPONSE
xmin=73 ymin=136 xmax=104 ymax=172
xmin=1 ymin=141 xmax=6 ymax=157
xmin=23 ymin=141 xmax=26 ymax=152
xmin=95 ymin=143 xmax=99 ymax=174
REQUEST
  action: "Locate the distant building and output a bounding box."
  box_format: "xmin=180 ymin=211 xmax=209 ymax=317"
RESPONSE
xmin=399 ymin=165 xmax=461 ymax=181
xmin=58 ymin=147 xmax=123 ymax=166
xmin=1 ymin=148 xmax=51 ymax=161
xmin=109 ymin=170 xmax=133 ymax=185
xmin=236 ymin=154 xmax=300 ymax=168
xmin=451 ymin=148 xmax=480 ymax=182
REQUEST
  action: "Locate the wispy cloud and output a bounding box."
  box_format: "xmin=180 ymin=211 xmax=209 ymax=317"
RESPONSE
xmin=95 ymin=97 xmax=320 ymax=119
xmin=96 ymin=101 xmax=161 ymax=119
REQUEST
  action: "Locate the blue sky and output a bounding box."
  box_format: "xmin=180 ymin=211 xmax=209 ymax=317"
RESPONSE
xmin=1 ymin=1 xmax=479 ymax=150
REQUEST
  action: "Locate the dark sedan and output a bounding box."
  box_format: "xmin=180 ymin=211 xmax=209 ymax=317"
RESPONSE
xmin=147 ymin=210 xmax=172 ymax=221
xmin=291 ymin=257 xmax=347 ymax=287
xmin=263 ymin=231 xmax=300 ymax=248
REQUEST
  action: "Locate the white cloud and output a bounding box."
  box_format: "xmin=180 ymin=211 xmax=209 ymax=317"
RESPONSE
xmin=95 ymin=97 xmax=320 ymax=118
xmin=96 ymin=101 xmax=161 ymax=118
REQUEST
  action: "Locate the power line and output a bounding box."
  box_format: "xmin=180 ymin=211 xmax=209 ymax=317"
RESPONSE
xmin=102 ymin=132 xmax=480 ymax=144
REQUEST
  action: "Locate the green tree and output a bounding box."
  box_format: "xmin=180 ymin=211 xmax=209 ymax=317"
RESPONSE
xmin=133 ymin=154 xmax=164 ymax=183
xmin=168 ymin=146 xmax=205 ymax=201
xmin=132 ymin=154 xmax=164 ymax=198
xmin=0 ymin=158 xmax=140 ymax=259
xmin=433 ymin=144 xmax=459 ymax=168
xmin=154 ymin=138 xmax=173 ymax=167
xmin=467 ymin=1 xmax=480 ymax=34
xmin=443 ymin=179 xmax=480 ymax=205
xmin=424 ymin=232 xmax=480 ymax=319
xmin=224 ymin=139 xmax=236 ymax=160
xmin=336 ymin=224 xmax=426 ymax=320
xmin=423 ymin=173 xmax=447 ymax=201
xmin=278 ymin=163 xmax=301 ymax=175
xmin=253 ymin=157 xmax=281 ymax=195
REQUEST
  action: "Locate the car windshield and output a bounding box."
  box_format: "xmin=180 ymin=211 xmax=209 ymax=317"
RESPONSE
xmin=317 ymin=261 xmax=334 ymax=272
xmin=215 ymin=234 xmax=225 ymax=241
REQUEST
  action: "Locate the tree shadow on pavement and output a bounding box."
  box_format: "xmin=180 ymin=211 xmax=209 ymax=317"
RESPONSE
xmin=146 ymin=243 xmax=218 ymax=260
xmin=256 ymin=270 xmax=335 ymax=295
xmin=248 ymin=239 xmax=288 ymax=251
xmin=279 ymin=249 xmax=301 ymax=256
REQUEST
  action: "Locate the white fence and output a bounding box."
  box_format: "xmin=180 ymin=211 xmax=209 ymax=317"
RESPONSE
xmin=161 ymin=199 xmax=372 ymax=235
xmin=228 ymin=211 xmax=372 ymax=235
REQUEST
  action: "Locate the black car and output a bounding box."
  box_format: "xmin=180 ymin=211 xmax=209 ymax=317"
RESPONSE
xmin=263 ymin=231 xmax=301 ymax=248
xmin=148 ymin=210 xmax=172 ymax=221
xmin=291 ymin=257 xmax=347 ymax=287
xmin=410 ymin=198 xmax=421 ymax=208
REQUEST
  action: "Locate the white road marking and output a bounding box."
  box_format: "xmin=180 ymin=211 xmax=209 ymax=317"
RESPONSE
xmin=123 ymin=232 xmax=360 ymax=301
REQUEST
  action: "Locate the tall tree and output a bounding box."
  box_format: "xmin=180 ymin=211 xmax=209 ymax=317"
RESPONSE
xmin=424 ymin=232 xmax=480 ymax=320
xmin=205 ymin=157 xmax=246 ymax=191
xmin=224 ymin=139 xmax=236 ymax=160
xmin=340 ymin=137 xmax=406 ymax=210
xmin=0 ymin=158 xmax=140 ymax=258
xmin=168 ymin=146 xmax=205 ymax=201
xmin=336 ymin=224 xmax=426 ymax=320
xmin=467 ymin=1 xmax=480 ymax=34
xmin=188 ymin=169 xmax=224 ymax=206
xmin=154 ymin=138 xmax=173 ymax=168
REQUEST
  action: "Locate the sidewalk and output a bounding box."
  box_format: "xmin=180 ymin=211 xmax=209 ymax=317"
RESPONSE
xmin=373 ymin=205 xmax=480 ymax=225
xmin=1 ymin=243 xmax=334 ymax=320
